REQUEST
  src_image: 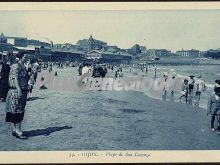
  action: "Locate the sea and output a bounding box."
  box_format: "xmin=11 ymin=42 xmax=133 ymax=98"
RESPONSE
xmin=126 ymin=64 xmax=220 ymax=109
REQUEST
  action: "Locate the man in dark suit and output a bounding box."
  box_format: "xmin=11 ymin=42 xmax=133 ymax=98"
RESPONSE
xmin=0 ymin=61 xmax=10 ymax=101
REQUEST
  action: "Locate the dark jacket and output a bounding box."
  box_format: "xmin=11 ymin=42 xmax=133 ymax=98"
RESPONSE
xmin=0 ymin=63 xmax=10 ymax=79
xmin=0 ymin=63 xmax=10 ymax=99
xmin=92 ymin=65 xmax=105 ymax=78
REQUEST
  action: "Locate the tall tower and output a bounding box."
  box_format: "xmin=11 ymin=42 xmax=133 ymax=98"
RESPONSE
xmin=88 ymin=35 xmax=95 ymax=51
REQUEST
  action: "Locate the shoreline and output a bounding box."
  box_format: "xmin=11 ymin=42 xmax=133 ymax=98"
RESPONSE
xmin=0 ymin=67 xmax=219 ymax=150
xmin=134 ymin=58 xmax=220 ymax=66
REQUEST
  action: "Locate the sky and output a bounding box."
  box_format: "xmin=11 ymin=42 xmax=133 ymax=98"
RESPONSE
xmin=0 ymin=10 xmax=220 ymax=52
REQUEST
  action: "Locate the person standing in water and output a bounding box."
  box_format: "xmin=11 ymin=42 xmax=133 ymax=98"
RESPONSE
xmin=5 ymin=52 xmax=29 ymax=139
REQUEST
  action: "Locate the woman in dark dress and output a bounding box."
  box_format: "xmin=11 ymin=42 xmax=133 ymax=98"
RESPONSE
xmin=5 ymin=52 xmax=29 ymax=139
xmin=0 ymin=61 xmax=10 ymax=101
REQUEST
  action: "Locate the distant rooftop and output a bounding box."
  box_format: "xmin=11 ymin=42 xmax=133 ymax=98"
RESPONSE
xmin=88 ymin=50 xmax=132 ymax=57
xmin=176 ymin=49 xmax=200 ymax=52
xmin=51 ymin=48 xmax=85 ymax=55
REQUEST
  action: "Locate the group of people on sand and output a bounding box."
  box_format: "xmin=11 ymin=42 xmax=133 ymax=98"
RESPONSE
xmin=179 ymin=74 xmax=206 ymax=105
xmin=78 ymin=61 xmax=220 ymax=135
xmin=46 ymin=59 xmax=220 ymax=136
xmin=114 ymin=67 xmax=123 ymax=79
xmin=146 ymin=68 xmax=206 ymax=105
xmin=1 ymin=54 xmax=220 ymax=140
xmin=78 ymin=60 xmax=108 ymax=78
xmin=0 ymin=51 xmax=40 ymax=139
xmin=159 ymin=69 xmax=220 ymax=135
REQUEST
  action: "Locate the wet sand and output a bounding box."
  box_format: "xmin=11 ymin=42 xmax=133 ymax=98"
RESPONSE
xmin=0 ymin=88 xmax=219 ymax=150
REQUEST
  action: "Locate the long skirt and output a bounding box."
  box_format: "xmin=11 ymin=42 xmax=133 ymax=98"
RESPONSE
xmin=5 ymin=112 xmax=24 ymax=123
xmin=5 ymin=89 xmax=27 ymax=123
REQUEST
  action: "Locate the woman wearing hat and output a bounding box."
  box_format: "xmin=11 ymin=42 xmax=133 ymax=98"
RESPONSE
xmin=5 ymin=52 xmax=29 ymax=139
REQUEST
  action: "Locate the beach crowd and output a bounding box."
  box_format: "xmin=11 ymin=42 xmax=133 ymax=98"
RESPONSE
xmin=0 ymin=51 xmax=220 ymax=140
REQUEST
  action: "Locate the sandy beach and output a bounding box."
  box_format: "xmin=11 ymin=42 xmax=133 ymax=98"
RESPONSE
xmin=0 ymin=82 xmax=220 ymax=150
